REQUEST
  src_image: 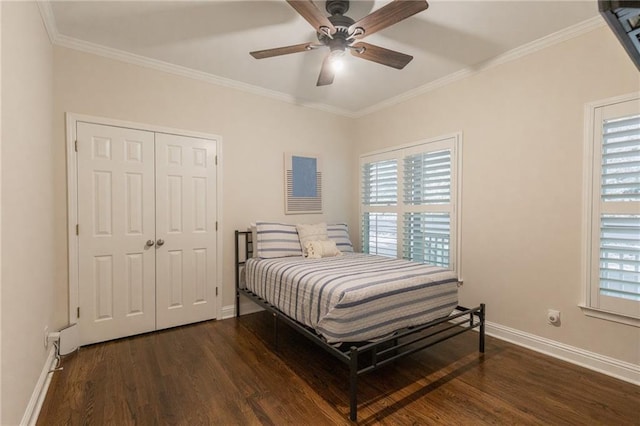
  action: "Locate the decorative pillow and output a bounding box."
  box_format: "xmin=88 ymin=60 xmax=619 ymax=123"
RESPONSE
xmin=305 ymin=240 xmax=341 ymax=259
xmin=256 ymin=222 xmax=302 ymax=258
xmin=250 ymin=223 xmax=257 ymax=258
xmin=296 ymin=223 xmax=329 ymax=257
xmin=327 ymin=223 xmax=354 ymax=252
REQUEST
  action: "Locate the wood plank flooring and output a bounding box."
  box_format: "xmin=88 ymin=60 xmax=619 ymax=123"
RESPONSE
xmin=38 ymin=312 xmax=639 ymax=425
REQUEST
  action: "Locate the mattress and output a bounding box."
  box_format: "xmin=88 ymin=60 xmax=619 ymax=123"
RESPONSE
xmin=244 ymin=253 xmax=459 ymax=343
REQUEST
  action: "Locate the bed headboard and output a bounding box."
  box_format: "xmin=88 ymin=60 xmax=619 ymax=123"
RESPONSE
xmin=235 ymin=229 xmax=253 ymax=260
xmin=234 ymin=230 xmax=253 ymax=314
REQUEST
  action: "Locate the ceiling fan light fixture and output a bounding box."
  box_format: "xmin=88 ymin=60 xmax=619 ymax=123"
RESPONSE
xmin=331 ymin=58 xmax=345 ymax=72
xmin=329 ymin=48 xmax=346 ymax=72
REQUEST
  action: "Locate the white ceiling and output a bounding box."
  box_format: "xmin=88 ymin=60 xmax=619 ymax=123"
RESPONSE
xmin=47 ymin=1 xmax=600 ymax=115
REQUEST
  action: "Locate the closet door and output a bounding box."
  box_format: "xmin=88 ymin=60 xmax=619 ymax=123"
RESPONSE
xmin=77 ymin=122 xmax=156 ymax=345
xmin=155 ymin=133 xmax=218 ymax=329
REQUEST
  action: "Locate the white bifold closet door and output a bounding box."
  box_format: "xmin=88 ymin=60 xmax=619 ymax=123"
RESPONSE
xmin=77 ymin=122 xmax=217 ymax=346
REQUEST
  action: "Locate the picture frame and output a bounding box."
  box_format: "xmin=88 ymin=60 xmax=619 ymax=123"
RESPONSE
xmin=284 ymin=152 xmax=322 ymax=214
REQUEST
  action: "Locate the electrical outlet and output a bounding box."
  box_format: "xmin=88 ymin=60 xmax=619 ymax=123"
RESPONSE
xmin=44 ymin=325 xmax=49 ymax=348
xmin=547 ymin=309 xmax=561 ymax=325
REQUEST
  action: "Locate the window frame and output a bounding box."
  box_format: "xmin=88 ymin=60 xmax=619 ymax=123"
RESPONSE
xmin=359 ymin=133 xmax=462 ymax=278
xmin=581 ymin=92 xmax=640 ymax=327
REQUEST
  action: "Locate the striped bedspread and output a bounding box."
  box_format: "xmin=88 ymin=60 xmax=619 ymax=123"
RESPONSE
xmin=245 ymin=253 xmax=459 ymax=343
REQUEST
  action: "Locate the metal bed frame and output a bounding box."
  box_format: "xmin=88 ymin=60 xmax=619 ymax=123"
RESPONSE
xmin=235 ymin=230 xmax=485 ymax=422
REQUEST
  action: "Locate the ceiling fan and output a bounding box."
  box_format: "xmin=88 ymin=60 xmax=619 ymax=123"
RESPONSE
xmin=249 ymin=0 xmax=429 ymax=86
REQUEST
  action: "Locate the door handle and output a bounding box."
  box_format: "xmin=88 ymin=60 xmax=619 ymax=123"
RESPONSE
xmin=146 ymin=240 xmax=155 ymax=247
xmin=156 ymin=239 xmax=165 ymax=247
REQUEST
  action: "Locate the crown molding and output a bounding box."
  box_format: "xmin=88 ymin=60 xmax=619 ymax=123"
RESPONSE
xmin=37 ymin=0 xmax=604 ymax=119
xmin=355 ymin=15 xmax=606 ymax=117
xmin=36 ymin=0 xmax=58 ymax=44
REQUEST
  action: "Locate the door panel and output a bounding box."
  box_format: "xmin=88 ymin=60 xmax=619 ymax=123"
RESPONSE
xmin=155 ymin=133 xmax=217 ymax=329
xmin=77 ymin=122 xmax=156 ymax=345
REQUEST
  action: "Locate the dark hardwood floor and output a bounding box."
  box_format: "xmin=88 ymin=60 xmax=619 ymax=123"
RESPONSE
xmin=38 ymin=312 xmax=639 ymax=425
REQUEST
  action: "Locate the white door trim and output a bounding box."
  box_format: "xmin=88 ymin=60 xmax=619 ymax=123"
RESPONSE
xmin=66 ymin=113 xmax=223 ymax=326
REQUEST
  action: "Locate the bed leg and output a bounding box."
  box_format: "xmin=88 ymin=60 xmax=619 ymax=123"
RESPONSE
xmin=349 ymin=346 xmax=358 ymax=422
xmin=235 ymin=230 xmax=240 ymax=318
xmin=273 ymin=312 xmax=279 ymax=351
xmin=479 ymin=303 xmax=486 ymax=353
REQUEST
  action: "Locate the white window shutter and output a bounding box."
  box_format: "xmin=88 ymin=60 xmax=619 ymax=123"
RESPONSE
xmin=597 ymin=114 xmax=640 ymax=303
xmin=585 ymin=96 xmax=640 ymax=321
xmin=403 ymin=150 xmax=451 ymax=205
xmin=362 ymin=160 xmax=397 ymax=206
xmin=360 ymin=135 xmax=459 ymax=269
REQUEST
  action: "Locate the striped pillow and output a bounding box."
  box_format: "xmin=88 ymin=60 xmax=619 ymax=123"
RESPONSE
xmin=327 ymin=223 xmax=354 ymax=253
xmin=256 ymin=222 xmax=303 ymax=258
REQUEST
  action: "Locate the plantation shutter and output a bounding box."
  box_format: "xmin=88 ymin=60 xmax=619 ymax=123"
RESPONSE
xmin=361 ymin=159 xmax=398 ymax=257
xmin=402 ymin=147 xmax=453 ymax=268
xmin=599 ymin=215 xmax=640 ymax=301
xmin=360 ymin=134 xmax=459 ymax=270
xmin=403 ymin=150 xmax=451 ymax=205
xmin=362 ymin=212 xmax=398 ymax=257
xmin=403 ymin=212 xmax=451 ymax=267
xmin=597 ymin=114 xmax=640 ymax=303
xmin=362 ymin=159 xmax=398 ymax=206
xmin=601 ymin=115 xmax=640 ymax=203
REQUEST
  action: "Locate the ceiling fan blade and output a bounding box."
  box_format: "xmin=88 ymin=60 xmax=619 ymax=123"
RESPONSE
xmin=348 ymin=0 xmax=428 ymax=39
xmin=316 ymin=54 xmax=335 ymax=86
xmin=350 ymin=42 xmax=413 ymax=69
xmin=286 ymin=0 xmax=336 ymax=35
xmin=250 ymin=43 xmax=313 ymax=59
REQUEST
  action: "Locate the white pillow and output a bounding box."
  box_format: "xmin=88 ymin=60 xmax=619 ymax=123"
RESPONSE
xmin=256 ymin=222 xmax=302 ymax=258
xmin=250 ymin=223 xmax=257 ymax=258
xmin=305 ymin=240 xmax=341 ymax=259
xmin=296 ymin=223 xmax=328 ymax=257
xmin=327 ymin=223 xmax=354 ymax=252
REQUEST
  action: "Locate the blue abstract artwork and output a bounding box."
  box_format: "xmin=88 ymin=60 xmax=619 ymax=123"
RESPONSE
xmin=292 ymin=156 xmax=317 ymax=197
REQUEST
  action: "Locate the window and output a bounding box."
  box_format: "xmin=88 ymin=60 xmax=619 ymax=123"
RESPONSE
xmin=360 ymin=134 xmax=461 ymax=274
xmin=583 ymin=94 xmax=640 ymax=325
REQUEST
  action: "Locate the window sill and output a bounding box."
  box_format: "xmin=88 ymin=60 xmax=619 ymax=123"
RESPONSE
xmin=579 ymin=305 xmax=640 ymax=327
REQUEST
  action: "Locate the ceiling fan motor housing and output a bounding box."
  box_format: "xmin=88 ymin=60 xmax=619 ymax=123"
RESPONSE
xmin=325 ymin=0 xmax=349 ymax=15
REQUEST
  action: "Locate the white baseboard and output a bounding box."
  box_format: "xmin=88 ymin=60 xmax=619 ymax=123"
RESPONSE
xmin=221 ymin=300 xmax=264 ymax=319
xmin=20 ymin=346 xmax=58 ymax=426
xmin=223 ymin=305 xmax=638 ymax=385
xmin=485 ymin=320 xmax=640 ymax=386
xmin=221 ymin=304 xmax=235 ymax=319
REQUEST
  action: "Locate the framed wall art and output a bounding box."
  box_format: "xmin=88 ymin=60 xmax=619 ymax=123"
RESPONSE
xmin=284 ymin=153 xmax=322 ymax=214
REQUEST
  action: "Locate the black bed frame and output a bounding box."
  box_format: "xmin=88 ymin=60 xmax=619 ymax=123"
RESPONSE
xmin=235 ymin=230 xmax=485 ymax=422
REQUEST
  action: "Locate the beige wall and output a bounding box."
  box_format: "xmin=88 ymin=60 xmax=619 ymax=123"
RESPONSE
xmin=53 ymin=47 xmax=355 ymax=320
xmin=353 ymin=26 xmax=640 ymax=364
xmin=1 ymin=2 xmax=55 ymax=424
